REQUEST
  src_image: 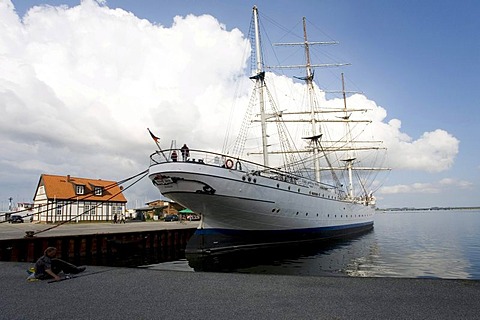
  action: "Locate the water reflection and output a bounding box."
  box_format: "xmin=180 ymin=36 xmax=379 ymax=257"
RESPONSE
xmin=145 ymin=211 xmax=480 ymax=279
xmin=370 ymin=211 xmax=475 ymax=279
xmin=186 ymin=229 xmax=377 ymax=276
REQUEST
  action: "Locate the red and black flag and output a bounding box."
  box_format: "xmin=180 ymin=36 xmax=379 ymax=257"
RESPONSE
xmin=147 ymin=128 xmax=160 ymax=142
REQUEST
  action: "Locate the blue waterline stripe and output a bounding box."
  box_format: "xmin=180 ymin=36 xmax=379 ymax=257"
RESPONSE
xmin=196 ymin=221 xmax=373 ymax=236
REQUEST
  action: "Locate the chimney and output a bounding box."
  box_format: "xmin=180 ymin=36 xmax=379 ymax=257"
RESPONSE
xmin=67 ymin=175 xmax=71 ymax=182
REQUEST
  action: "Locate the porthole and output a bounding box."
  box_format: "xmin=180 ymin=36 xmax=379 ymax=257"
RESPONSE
xmin=298 ymin=188 xmax=300 ymax=192
xmin=296 ymin=212 xmax=299 ymax=215
xmin=288 ymin=186 xmax=291 ymax=190
xmin=242 ymin=176 xmax=246 ymax=181
xmin=248 ymin=177 xmax=252 ymax=182
xmin=277 ymin=183 xmax=280 ymax=188
xmin=271 ymin=209 xmax=276 ymax=212
xmin=276 ymin=209 xmax=280 ymax=213
xmin=253 ymin=179 xmax=257 ymax=183
xmin=306 ymin=213 xmax=308 ymax=216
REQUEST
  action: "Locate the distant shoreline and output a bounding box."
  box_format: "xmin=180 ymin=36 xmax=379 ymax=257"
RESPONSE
xmin=377 ymin=207 xmax=480 ymax=212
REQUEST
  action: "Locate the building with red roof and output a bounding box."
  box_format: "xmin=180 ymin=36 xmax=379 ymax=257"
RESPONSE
xmin=33 ymin=174 xmax=127 ymax=223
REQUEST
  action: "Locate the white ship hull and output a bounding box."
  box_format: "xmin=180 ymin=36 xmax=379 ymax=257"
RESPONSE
xmin=149 ymin=159 xmax=374 ymax=254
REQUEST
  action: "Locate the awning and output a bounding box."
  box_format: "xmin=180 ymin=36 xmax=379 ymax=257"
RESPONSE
xmin=178 ymin=208 xmax=193 ymax=214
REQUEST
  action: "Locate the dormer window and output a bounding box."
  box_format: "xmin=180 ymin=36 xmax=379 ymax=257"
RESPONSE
xmin=94 ymin=187 xmax=103 ymax=196
xmin=76 ymin=185 xmax=85 ymax=195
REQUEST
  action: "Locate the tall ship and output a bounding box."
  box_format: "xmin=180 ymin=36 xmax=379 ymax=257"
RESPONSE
xmin=148 ymin=6 xmax=388 ymax=255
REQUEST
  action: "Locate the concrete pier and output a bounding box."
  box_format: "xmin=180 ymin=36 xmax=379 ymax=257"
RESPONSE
xmin=0 ymin=221 xmax=198 ymax=265
xmin=0 ymin=220 xmax=199 ymax=240
xmin=2 ymin=261 xmax=479 ymax=320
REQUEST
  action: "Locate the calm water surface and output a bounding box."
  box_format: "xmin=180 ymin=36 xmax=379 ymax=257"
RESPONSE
xmin=146 ymin=210 xmax=480 ymax=279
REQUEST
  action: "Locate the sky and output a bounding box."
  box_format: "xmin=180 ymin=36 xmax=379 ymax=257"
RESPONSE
xmin=1 ymin=0 xmax=479 ymax=209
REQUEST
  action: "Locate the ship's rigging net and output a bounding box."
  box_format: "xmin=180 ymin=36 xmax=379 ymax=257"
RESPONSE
xmin=224 ymin=7 xmax=389 ymax=200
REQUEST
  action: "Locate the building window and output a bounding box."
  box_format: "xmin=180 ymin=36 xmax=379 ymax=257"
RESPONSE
xmin=76 ymin=185 xmax=85 ymax=195
xmin=56 ymin=202 xmax=63 ymax=215
xmin=111 ymin=203 xmax=123 ymax=216
xmin=94 ymin=187 xmax=103 ymax=196
xmin=93 ymin=187 xmax=103 ymax=196
xmin=84 ymin=203 xmax=96 ymax=215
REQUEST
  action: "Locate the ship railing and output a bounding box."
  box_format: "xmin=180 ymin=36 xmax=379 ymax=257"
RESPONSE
xmin=150 ymin=149 xmax=248 ymax=168
xmin=150 ymin=149 xmax=339 ymax=190
xmin=150 ymin=149 xmax=277 ymax=173
xmin=338 ymin=193 xmax=376 ymax=206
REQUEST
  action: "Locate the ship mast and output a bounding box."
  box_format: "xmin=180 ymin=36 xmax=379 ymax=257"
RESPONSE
xmin=272 ymin=17 xmax=348 ymax=184
xmin=245 ymin=8 xmax=389 ymax=200
xmin=341 ymin=73 xmax=356 ymax=199
xmin=302 ymin=17 xmax=322 ymax=182
xmin=252 ymin=6 xmax=269 ymax=167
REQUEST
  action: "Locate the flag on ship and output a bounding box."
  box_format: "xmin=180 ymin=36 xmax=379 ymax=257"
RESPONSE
xmin=148 ymin=128 xmax=160 ymax=142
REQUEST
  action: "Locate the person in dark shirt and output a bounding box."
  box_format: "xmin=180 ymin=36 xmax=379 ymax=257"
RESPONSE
xmin=34 ymin=247 xmax=86 ymax=281
xmin=180 ymin=144 xmax=190 ymax=161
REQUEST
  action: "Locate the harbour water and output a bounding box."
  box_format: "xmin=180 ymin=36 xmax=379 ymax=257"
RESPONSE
xmin=147 ymin=209 xmax=480 ymax=279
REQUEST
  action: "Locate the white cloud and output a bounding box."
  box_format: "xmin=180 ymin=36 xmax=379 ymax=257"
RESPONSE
xmin=389 ymin=128 xmax=458 ymax=172
xmin=379 ymin=178 xmax=472 ymax=195
xmin=368 ymin=114 xmax=459 ymax=173
xmin=438 ymin=178 xmax=472 ymax=188
xmin=0 ymin=0 xmax=461 ymax=205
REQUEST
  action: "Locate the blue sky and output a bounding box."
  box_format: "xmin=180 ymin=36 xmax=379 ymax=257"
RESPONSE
xmin=1 ymin=0 xmax=479 ymax=209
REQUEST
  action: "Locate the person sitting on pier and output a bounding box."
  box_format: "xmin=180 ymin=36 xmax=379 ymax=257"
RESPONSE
xmin=34 ymin=247 xmax=86 ymax=281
